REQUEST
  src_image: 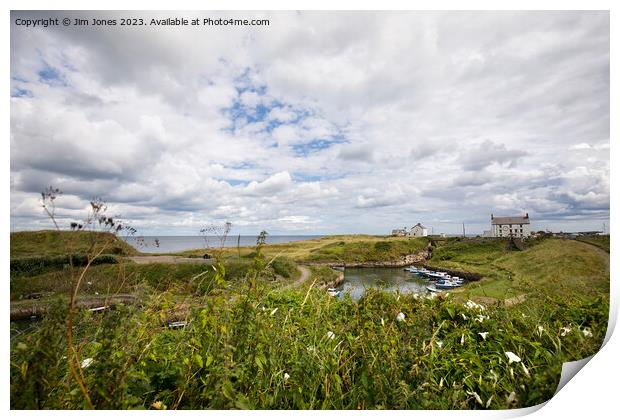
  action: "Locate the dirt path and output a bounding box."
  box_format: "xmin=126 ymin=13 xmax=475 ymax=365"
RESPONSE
xmin=281 ymin=265 xmax=311 ymax=290
xmin=127 ymin=256 xmax=213 ymax=264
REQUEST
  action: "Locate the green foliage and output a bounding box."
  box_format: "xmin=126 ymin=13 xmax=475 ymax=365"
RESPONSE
xmin=11 ymin=254 xmax=119 ymax=277
xmin=307 ymin=238 xmax=427 ymax=263
xmin=575 ymin=235 xmax=610 ymax=253
xmin=10 ymin=288 xmax=608 ymax=409
xmin=10 ymin=230 xmax=138 ymax=258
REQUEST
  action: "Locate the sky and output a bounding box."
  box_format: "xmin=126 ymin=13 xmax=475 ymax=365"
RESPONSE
xmin=10 ymin=11 xmax=610 ymax=236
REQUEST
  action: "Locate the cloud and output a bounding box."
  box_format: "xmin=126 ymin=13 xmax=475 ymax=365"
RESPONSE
xmin=9 ymin=11 xmax=609 ymax=235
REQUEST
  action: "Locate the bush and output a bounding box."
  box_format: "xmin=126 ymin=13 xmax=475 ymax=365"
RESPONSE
xmin=10 ymin=254 xmax=120 ymax=277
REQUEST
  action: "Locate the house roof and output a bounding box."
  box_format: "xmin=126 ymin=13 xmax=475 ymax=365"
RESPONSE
xmin=412 ymin=223 xmax=427 ymax=229
xmin=491 ymin=216 xmax=530 ymax=225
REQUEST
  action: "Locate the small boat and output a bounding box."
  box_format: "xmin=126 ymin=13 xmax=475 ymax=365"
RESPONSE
xmin=426 ymin=285 xmax=439 ymax=292
xmin=327 ymin=288 xmax=341 ymax=297
xmin=332 ymin=266 xmax=345 ymax=272
xmin=427 ymin=271 xmax=448 ymax=280
xmin=404 ymin=266 xmax=419 ymax=273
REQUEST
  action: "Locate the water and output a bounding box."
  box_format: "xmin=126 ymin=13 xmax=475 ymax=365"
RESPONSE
xmin=122 ymin=235 xmax=324 ymax=253
xmin=341 ymin=267 xmax=429 ymax=300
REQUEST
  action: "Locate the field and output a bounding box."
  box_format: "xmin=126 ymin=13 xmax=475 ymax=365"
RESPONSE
xmin=9 ymin=231 xmax=610 ymax=409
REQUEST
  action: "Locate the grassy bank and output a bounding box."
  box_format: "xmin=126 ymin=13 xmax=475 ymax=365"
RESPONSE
xmin=10 ymin=230 xmax=138 ymax=258
xmin=178 ymin=235 xmax=429 ymax=264
xmin=428 ymin=237 xmax=609 ymax=301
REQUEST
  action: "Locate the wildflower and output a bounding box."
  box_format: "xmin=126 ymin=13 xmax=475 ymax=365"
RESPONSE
xmin=396 ymin=312 xmax=406 ymax=322
xmin=81 ymin=358 xmax=94 ymax=369
xmin=461 ymin=313 xmax=468 ymax=320
xmin=151 ymin=401 xmax=164 ymax=410
xmin=560 ymin=326 xmax=571 ymax=337
xmin=380 ymin=317 xmax=385 ymax=326
xmin=460 ymin=334 xmax=465 ymax=345
xmin=412 ymin=293 xmax=420 ymax=300
xmin=582 ymin=328 xmax=592 ymax=338
xmin=326 ymin=331 xmax=335 ymax=340
xmin=87 ymin=281 xmax=92 ymax=285
xmin=505 ymin=351 xmax=521 ymax=363
xmin=466 ymin=390 xmax=484 ymax=406
xmin=537 ymin=326 xmax=544 ymax=335
xmin=465 ymin=300 xmax=485 ymax=311
xmin=94 ymin=292 xmax=99 ymax=295
xmin=270 ymin=308 xmax=279 ymax=316
xmin=283 ymin=372 xmax=290 ymax=381
xmin=521 ymin=362 xmax=530 ymax=378
xmin=478 ymin=332 xmax=489 ymax=340
xmin=475 ymin=314 xmax=489 ymax=323
xmin=436 ymin=340 xmax=443 ymax=348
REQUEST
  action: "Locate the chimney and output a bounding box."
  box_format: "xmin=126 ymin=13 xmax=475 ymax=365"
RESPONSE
xmin=491 ymin=214 xmax=494 ymax=220
xmin=525 ymin=212 xmax=529 ymax=218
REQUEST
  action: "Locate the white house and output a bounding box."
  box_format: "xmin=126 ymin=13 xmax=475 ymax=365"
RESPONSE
xmin=409 ymin=223 xmax=428 ymax=237
xmin=491 ymin=213 xmax=531 ymax=238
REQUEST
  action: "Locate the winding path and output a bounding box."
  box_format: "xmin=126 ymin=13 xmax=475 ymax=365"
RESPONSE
xmin=281 ymin=265 xmax=311 ymax=290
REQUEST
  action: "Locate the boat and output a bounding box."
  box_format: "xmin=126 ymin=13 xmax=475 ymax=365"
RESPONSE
xmin=404 ymin=266 xmax=419 ymax=273
xmin=426 ymin=285 xmax=439 ymax=292
xmin=332 ymin=266 xmax=345 ymax=272
xmin=327 ymin=288 xmax=341 ymax=297
xmin=427 ymin=271 xmax=448 ymax=280
xmin=434 ymin=279 xmax=461 ymax=289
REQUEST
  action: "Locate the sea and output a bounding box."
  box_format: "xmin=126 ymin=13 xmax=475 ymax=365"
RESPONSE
xmin=122 ymin=235 xmax=324 ymax=253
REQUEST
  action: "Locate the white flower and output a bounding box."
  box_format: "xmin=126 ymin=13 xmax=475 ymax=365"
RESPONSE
xmin=465 ymin=300 xmax=485 ymax=311
xmin=537 ymin=326 xmax=544 ymax=335
xmin=412 ymin=293 xmax=420 ymax=300
xmin=460 ymin=334 xmax=465 ymax=345
xmin=521 ymin=362 xmax=530 ymax=377
xmin=270 ymin=308 xmax=279 ymax=316
xmin=380 ymin=318 xmax=385 ymax=326
xmin=461 ymin=313 xmax=468 ymax=320
xmin=396 ymin=312 xmax=406 ymax=322
xmin=560 ymin=326 xmax=571 ymax=337
xmin=478 ymin=332 xmax=489 ymax=340
xmin=87 ymin=281 xmax=92 ymax=285
xmin=466 ymin=391 xmax=484 ymax=406
xmin=475 ymin=314 xmax=489 ymax=323
xmin=582 ymin=328 xmax=592 ymax=338
xmin=283 ymin=372 xmax=290 ymax=381
xmin=94 ymin=292 xmax=99 ymax=295
xmin=326 ymin=331 xmax=335 ymax=340
xmin=436 ymin=340 xmax=443 ymax=348
xmin=505 ymin=351 xmax=521 ymax=363
xmin=80 ymin=358 xmax=94 ymax=369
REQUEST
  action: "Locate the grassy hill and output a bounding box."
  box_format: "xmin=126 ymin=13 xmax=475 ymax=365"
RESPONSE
xmin=428 ymin=237 xmax=609 ymax=301
xmin=10 ymin=230 xmax=138 ymax=258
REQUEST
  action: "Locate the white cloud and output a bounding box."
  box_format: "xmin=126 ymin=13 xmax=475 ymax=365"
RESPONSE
xmin=9 ymin=11 xmax=609 ymax=235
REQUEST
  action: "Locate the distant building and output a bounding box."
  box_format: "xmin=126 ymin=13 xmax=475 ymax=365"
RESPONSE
xmin=491 ymin=213 xmax=531 ymax=238
xmin=391 ymin=227 xmax=408 ymax=236
xmin=409 ymin=223 xmax=428 ymax=237
xmin=482 ymin=230 xmax=493 ymax=237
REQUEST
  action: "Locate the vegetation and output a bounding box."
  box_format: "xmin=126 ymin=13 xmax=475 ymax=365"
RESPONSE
xmin=178 ymin=235 xmax=429 ymax=264
xmin=11 ymin=283 xmax=607 ymax=409
xmin=10 ymin=230 xmax=137 ymax=258
xmin=576 ymin=234 xmax=610 ymax=253
xmin=428 ymin=237 xmax=609 ymax=301
xmin=9 ymin=191 xmax=609 ymax=410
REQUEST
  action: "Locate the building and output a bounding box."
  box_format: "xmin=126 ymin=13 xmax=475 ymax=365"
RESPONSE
xmin=409 ymin=223 xmax=428 ymax=237
xmin=391 ymin=227 xmax=408 ymax=236
xmin=491 ymin=213 xmax=531 ymax=238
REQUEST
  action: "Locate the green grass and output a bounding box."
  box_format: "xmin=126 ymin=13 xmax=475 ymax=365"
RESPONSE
xmin=429 ymin=237 xmax=609 ymax=301
xmin=10 ymin=230 xmax=138 ymax=258
xmin=178 ymin=235 xmax=429 ymax=264
xmin=576 ymin=235 xmax=610 ymax=253
xmin=10 ymin=285 xmax=608 ymax=409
